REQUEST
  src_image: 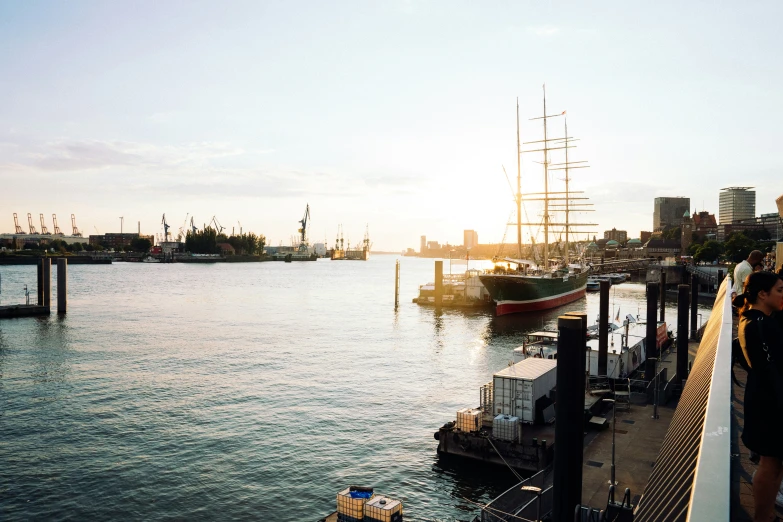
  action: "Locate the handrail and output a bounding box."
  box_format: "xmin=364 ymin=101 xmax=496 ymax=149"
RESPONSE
xmin=687 ymin=276 xmax=733 ymax=521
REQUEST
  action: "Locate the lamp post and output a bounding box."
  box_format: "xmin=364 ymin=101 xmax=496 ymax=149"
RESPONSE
xmin=605 ymin=398 xmax=617 ymax=485
xmin=520 ymin=485 xmax=543 ymax=521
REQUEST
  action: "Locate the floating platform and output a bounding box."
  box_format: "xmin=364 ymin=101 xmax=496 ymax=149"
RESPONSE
xmin=412 ymin=296 xmax=494 ymax=309
xmin=0 ymin=255 xmax=111 ymax=265
xmin=0 ymin=304 xmax=49 ymax=318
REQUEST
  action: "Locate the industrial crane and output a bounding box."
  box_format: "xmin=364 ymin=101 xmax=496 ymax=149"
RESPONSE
xmin=161 ymin=214 xmax=171 ymax=242
xmin=13 ymin=213 xmax=25 ymax=234
xmin=71 ymin=214 xmax=82 ymax=236
xmin=39 ymin=214 xmax=49 ymax=235
xmin=177 ymin=213 xmax=190 ymax=241
xmin=209 ymin=216 xmax=225 ymax=235
xmin=190 ymin=216 xmax=197 ymax=234
xmin=27 ymin=213 xmax=38 ymax=234
xmin=298 ymin=204 xmax=310 ymax=250
xmin=52 ymin=214 xmax=63 ymax=235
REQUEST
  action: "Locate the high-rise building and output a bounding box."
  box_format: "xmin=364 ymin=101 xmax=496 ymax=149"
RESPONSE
xmin=603 ymin=228 xmax=627 ymax=243
xmin=653 ymin=197 xmax=691 ymax=232
xmin=463 ymin=229 xmax=478 ymax=249
xmin=420 ymin=235 xmax=427 ymax=253
xmin=719 ymin=187 xmax=755 ymax=224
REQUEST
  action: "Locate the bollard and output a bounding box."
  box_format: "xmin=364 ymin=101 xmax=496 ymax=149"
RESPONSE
xmin=42 ymin=257 xmax=51 ymax=311
xmin=394 ymin=260 xmax=400 ymax=310
xmin=565 ymin=311 xmax=588 ymax=382
xmin=552 ymin=315 xmax=585 ymax=522
xmin=677 ymin=284 xmax=689 ymax=387
xmin=660 ymin=271 xmax=666 ymax=322
xmin=57 ymin=258 xmax=67 ymax=314
xmin=37 ymin=258 xmax=44 ymax=306
xmin=690 ymin=275 xmax=699 ymax=340
xmin=434 ymin=261 xmax=443 ymax=308
xmin=598 ymin=280 xmax=610 ymax=376
xmin=645 ymin=282 xmax=658 ymax=380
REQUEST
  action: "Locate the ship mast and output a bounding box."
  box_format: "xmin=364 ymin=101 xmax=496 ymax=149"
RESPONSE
xmin=564 ymin=119 xmax=570 ymax=265
xmin=516 ymin=98 xmax=522 ymax=259
xmin=542 ymin=87 xmax=550 ymax=267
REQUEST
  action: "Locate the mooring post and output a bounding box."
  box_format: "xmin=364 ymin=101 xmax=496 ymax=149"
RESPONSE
xmin=660 ymin=270 xmax=666 ymax=322
xmin=690 ymin=274 xmax=699 ymax=340
xmin=677 ymin=284 xmax=689 ymax=388
xmin=434 ymin=260 xmax=443 ymax=307
xmin=394 ymin=260 xmax=400 ymax=310
xmin=645 ymin=282 xmax=658 ymax=381
xmin=37 ymin=258 xmax=44 ymax=306
xmin=598 ymin=280 xmax=610 ymax=376
xmin=57 ymin=258 xmax=67 ymax=314
xmin=552 ymin=315 xmax=585 ymax=522
xmin=565 ymin=311 xmax=588 ymax=384
xmin=42 ymin=257 xmax=52 ymax=311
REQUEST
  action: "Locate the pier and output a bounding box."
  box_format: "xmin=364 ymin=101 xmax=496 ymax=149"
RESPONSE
xmin=0 ymin=258 xmax=68 ymax=319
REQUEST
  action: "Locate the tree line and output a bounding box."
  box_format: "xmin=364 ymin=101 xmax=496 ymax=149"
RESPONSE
xmin=185 ymin=228 xmax=266 ymax=255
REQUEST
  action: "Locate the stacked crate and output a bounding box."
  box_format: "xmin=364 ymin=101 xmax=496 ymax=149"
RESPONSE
xmin=492 ymin=414 xmax=520 ymax=442
xmin=455 ymin=407 xmax=482 ymax=432
xmin=337 ymin=486 xmax=374 ymax=522
xmin=364 ymin=495 xmax=403 ymax=522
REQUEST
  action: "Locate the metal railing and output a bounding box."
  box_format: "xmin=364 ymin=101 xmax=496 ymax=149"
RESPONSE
xmin=633 ymin=276 xmax=733 ymax=522
xmin=480 ymin=467 xmax=553 ymax=522
xmin=685 ymin=264 xmax=720 ymax=285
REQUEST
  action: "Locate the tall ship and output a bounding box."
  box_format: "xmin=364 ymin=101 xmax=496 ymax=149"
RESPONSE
xmin=480 ymin=90 xmax=595 ymax=316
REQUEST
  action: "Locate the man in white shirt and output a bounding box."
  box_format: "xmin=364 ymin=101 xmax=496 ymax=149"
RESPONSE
xmin=732 ymin=250 xmax=763 ymax=298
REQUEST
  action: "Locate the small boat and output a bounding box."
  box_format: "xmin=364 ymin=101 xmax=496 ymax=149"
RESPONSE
xmin=142 ymin=256 xmax=161 ymax=263
xmin=318 ymin=486 xmax=403 ymax=522
xmin=586 ymin=278 xmax=601 ymax=292
xmin=607 ymin=273 xmax=626 ymax=284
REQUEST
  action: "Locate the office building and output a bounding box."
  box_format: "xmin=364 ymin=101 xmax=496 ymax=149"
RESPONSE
xmin=463 ymin=230 xmax=478 ymax=249
xmin=653 ymin=197 xmax=691 ymax=232
xmin=603 ymin=228 xmax=627 ymax=243
xmin=719 ymin=187 xmax=755 ymax=224
xmin=420 ymin=235 xmax=427 ymax=253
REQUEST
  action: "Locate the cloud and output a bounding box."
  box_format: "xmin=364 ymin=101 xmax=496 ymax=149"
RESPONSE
xmin=527 ymin=25 xmax=559 ymax=36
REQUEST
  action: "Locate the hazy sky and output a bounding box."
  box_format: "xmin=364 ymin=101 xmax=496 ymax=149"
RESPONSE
xmin=1 ymin=1 xmax=781 ymax=250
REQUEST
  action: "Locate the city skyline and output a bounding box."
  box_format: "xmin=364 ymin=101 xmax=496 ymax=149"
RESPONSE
xmin=2 ymin=2 xmax=782 ymax=251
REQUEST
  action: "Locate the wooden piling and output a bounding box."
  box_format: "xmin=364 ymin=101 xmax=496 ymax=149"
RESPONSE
xmin=677 ymin=284 xmax=689 ymax=386
xmin=552 ymin=315 xmax=585 ymax=522
xmin=645 ymin=282 xmax=658 ymax=381
xmin=57 ymin=258 xmax=67 ymax=314
xmin=434 ymin=261 xmax=443 ymax=307
xmin=690 ymin=275 xmax=699 ymax=340
xmin=37 ymin=258 xmax=44 ymax=306
xmin=598 ymin=280 xmax=610 ymax=376
xmin=42 ymin=257 xmax=51 ymax=311
xmin=659 ymin=271 xmax=666 ymax=322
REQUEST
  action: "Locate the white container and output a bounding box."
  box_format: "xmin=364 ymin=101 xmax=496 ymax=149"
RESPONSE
xmin=492 ymin=414 xmax=520 ymax=441
xmin=337 ymin=486 xmax=374 ymax=521
xmin=455 ymin=407 xmax=482 ymax=433
xmin=492 ymin=358 xmax=557 ymax=423
xmin=364 ymin=495 xmax=403 ymax=522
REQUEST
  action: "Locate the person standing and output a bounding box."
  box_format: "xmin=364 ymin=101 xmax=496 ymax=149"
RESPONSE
xmin=735 ymin=271 xmax=783 ymax=521
xmin=734 ymin=250 xmax=765 ymax=299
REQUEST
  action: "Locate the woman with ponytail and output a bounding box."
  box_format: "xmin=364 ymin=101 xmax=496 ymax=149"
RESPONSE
xmin=735 ymin=271 xmax=783 ymax=521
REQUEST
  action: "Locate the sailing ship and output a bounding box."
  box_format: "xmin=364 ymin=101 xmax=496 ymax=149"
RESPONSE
xmin=480 ymin=89 xmax=595 ymax=316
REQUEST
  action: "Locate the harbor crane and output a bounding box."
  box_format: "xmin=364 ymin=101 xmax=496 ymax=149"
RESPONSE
xmin=52 ymin=214 xmax=63 ymax=235
xmin=71 ymin=214 xmax=82 ymax=236
xmin=13 ymin=213 xmax=25 ymax=234
xmin=209 ymin=216 xmax=225 ymax=235
xmin=27 ymin=213 xmax=38 ymax=234
xmin=190 ymin=216 xmax=197 ymax=234
xmin=176 ymin=213 xmax=189 ymax=241
xmin=39 ymin=214 xmax=49 ymax=235
xmin=298 ymin=204 xmax=310 ymax=249
xmin=161 ymin=214 xmax=171 ymax=242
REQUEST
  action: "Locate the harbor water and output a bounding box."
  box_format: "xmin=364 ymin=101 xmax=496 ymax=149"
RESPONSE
xmin=0 ymin=256 xmax=712 ymax=521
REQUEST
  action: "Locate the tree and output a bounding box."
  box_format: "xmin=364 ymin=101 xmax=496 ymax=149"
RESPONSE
xmin=131 ymin=237 xmax=152 ymax=252
xmin=694 ymin=240 xmax=723 ymax=264
xmin=723 ymin=232 xmax=756 ymax=263
xmin=661 ymin=227 xmax=682 ymax=241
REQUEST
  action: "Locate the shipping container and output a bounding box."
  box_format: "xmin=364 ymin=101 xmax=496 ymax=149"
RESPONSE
xmin=492 ymin=414 xmax=520 ymax=442
xmin=337 ymin=486 xmax=374 ymax=521
xmin=364 ymin=495 xmax=403 ymax=522
xmin=455 ymin=407 xmax=482 ymax=433
xmin=492 ymin=358 xmax=557 ymax=423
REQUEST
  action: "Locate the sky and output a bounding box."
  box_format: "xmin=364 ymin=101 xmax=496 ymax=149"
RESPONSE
xmin=1 ymin=1 xmax=782 ymax=251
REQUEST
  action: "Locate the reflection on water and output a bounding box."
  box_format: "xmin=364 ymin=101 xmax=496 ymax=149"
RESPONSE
xmin=0 ymin=258 xmax=714 ymax=521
